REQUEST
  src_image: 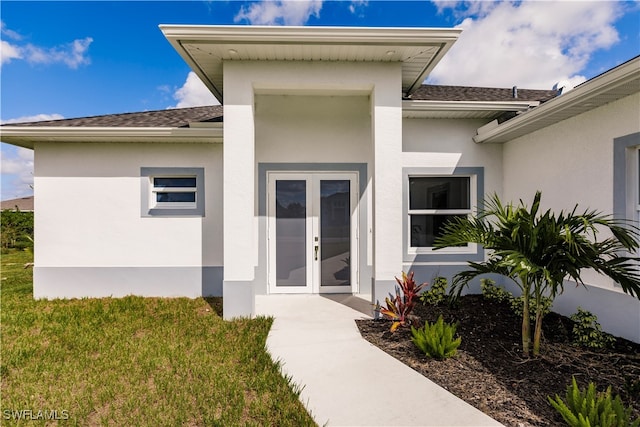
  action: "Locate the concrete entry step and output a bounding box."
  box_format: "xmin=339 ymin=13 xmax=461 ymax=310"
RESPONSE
xmin=256 ymin=295 xmax=503 ymax=427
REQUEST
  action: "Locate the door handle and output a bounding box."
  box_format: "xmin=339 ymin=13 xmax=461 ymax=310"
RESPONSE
xmin=314 ymin=245 xmax=319 ymax=261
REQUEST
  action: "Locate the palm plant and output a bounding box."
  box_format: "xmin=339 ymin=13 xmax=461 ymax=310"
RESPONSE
xmin=434 ymin=191 xmax=640 ymax=356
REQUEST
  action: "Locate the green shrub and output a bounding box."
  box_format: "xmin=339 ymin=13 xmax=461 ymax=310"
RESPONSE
xmin=570 ymin=307 xmax=615 ymax=350
xmin=420 ymin=276 xmax=448 ymax=306
xmin=1 ymin=210 xmax=34 ymax=250
xmin=511 ymin=294 xmax=553 ymax=323
xmin=548 ymin=377 xmax=639 ymax=427
xmin=480 ymin=278 xmax=511 ymax=304
xmin=411 ymin=315 xmax=461 ymax=360
xmin=481 ymin=279 xmax=552 ymax=322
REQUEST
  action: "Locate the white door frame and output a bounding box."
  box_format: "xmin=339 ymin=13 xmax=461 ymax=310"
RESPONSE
xmin=267 ymin=171 xmax=359 ymax=294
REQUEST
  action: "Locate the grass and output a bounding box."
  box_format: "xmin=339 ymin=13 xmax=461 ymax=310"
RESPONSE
xmin=1 ymin=250 xmax=315 ymax=426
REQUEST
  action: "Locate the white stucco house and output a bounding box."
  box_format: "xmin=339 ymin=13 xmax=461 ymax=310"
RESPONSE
xmin=1 ymin=25 xmax=639 ymax=342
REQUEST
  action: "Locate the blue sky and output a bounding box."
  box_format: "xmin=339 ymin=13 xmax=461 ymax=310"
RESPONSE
xmin=1 ymin=0 xmax=639 ymax=199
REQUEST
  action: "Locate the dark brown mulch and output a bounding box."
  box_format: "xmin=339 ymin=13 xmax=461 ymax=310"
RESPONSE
xmin=355 ymin=295 xmax=640 ymax=427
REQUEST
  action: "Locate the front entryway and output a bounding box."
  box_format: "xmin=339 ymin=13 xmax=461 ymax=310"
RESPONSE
xmin=267 ymin=172 xmax=358 ymax=294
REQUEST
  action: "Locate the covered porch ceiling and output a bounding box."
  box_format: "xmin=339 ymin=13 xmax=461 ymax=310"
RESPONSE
xmin=160 ymin=25 xmax=461 ymax=103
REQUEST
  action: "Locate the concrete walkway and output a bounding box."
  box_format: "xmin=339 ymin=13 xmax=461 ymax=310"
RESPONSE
xmin=256 ymin=295 xmax=503 ymax=427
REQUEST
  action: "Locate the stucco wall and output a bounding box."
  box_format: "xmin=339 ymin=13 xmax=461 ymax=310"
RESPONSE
xmin=222 ymin=60 xmax=403 ymax=314
xmin=502 ymin=92 xmax=640 ymax=342
xmin=503 ymin=93 xmax=640 ymax=216
xmin=254 ymin=94 xmax=373 ymax=295
xmin=33 ymin=141 xmax=223 ymax=298
xmin=401 ymin=118 xmax=503 ymax=291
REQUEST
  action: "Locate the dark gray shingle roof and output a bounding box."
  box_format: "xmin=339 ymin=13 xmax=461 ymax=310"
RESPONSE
xmin=6 ymin=105 xmax=223 ymax=128
xmin=410 ymin=85 xmax=558 ymax=102
xmin=3 ymin=85 xmax=557 ymax=128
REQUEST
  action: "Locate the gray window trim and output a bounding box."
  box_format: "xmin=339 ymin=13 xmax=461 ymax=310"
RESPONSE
xmin=613 ymin=132 xmax=640 ymax=223
xmin=141 ymin=167 xmax=205 ymax=217
xmin=403 ymin=167 xmax=485 ymax=263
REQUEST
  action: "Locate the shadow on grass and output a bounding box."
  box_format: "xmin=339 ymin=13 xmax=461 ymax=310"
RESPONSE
xmin=203 ymin=297 xmax=223 ymax=317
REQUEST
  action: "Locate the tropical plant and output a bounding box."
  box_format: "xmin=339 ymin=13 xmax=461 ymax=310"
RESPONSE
xmin=419 ymin=276 xmax=448 ymax=306
xmin=378 ymin=271 xmax=428 ymax=331
xmin=548 ymin=377 xmax=639 ymax=427
xmin=481 ymin=279 xmax=552 ymax=322
xmin=435 ymin=191 xmax=640 ymax=357
xmin=511 ymin=293 xmax=553 ymax=323
xmin=480 ymin=278 xmax=512 ymax=304
xmin=570 ymin=307 xmax=615 ymax=350
xmin=411 ymin=315 xmax=461 ymax=359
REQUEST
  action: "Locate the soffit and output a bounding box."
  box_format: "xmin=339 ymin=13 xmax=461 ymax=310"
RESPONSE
xmin=161 ymin=25 xmax=461 ymax=103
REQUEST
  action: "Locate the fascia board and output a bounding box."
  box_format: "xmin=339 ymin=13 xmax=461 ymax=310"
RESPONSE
xmin=0 ymin=127 xmax=223 ymax=149
xmin=403 ymin=100 xmax=535 ymax=112
xmin=474 ymin=56 xmax=640 ymax=143
xmin=160 ymin=25 xmax=461 ymax=44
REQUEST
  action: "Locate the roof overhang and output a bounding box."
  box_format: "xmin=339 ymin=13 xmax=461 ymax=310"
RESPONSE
xmin=474 ymin=56 xmax=640 ymax=143
xmin=402 ymin=100 xmax=538 ymax=119
xmin=160 ymin=25 xmax=461 ymax=103
xmin=0 ymin=126 xmax=223 ymax=149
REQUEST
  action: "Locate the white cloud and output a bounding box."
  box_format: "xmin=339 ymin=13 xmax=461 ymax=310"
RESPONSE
xmin=349 ymin=0 xmax=368 ymax=15
xmin=22 ymin=37 xmax=93 ymax=69
xmin=1 ymin=114 xmax=64 ymax=125
xmin=1 ymin=114 xmax=64 ymax=199
xmin=0 ymin=21 xmax=92 ymax=69
xmin=1 ymin=145 xmax=34 ymax=199
xmin=1 ymin=40 xmax=22 ymax=65
xmin=428 ymin=1 xmax=622 ymax=89
xmin=234 ymin=0 xmax=323 ymax=26
xmin=168 ymin=72 xmax=219 ymax=109
xmin=1 ymin=21 xmax=22 ymax=40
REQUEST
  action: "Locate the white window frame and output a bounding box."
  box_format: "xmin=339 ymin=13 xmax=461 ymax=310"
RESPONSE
xmin=141 ymin=167 xmax=205 ymax=217
xmin=151 ymin=176 xmax=198 ymax=210
xmin=407 ymin=174 xmax=478 ymax=255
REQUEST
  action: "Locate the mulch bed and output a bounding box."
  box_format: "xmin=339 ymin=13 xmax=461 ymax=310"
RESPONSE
xmin=355 ymin=295 xmax=640 ymax=427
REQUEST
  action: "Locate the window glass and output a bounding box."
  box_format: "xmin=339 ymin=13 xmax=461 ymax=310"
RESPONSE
xmin=156 ymin=192 xmax=196 ymax=203
xmin=410 ymin=214 xmax=466 ymax=247
xmin=141 ymin=167 xmax=204 ymax=217
xmin=409 ymin=177 xmax=469 ymax=210
xmin=408 ymin=176 xmax=471 ymax=248
xmin=153 ymin=177 xmax=197 ymax=188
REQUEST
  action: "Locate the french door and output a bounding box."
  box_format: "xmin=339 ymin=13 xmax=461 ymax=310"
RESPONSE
xmin=267 ymin=172 xmax=358 ymax=294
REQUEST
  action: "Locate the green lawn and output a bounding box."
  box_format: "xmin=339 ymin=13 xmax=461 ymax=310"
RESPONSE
xmin=1 ymin=251 xmax=315 ymax=426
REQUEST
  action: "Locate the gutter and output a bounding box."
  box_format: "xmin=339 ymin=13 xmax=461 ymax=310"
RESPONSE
xmin=402 ymin=100 xmax=537 ymax=113
xmin=0 ymin=126 xmax=223 ymax=149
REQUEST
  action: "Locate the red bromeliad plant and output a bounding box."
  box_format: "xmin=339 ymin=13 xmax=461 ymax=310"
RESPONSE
xmin=378 ymin=271 xmax=429 ymax=331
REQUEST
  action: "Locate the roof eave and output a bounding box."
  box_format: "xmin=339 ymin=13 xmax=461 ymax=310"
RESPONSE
xmin=0 ymin=126 xmax=223 ymax=149
xmin=474 ymin=56 xmax=640 ymax=143
xmin=160 ymin=25 xmax=462 ymax=103
xmin=402 ymin=100 xmax=537 ymax=119
xmin=403 ymin=99 xmax=537 ymax=112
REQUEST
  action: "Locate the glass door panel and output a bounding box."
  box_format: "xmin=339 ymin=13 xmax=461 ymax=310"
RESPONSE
xmin=268 ymin=172 xmax=357 ymax=294
xmin=320 ymin=180 xmax=351 ymax=287
xmin=275 ymin=180 xmax=307 ymax=287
